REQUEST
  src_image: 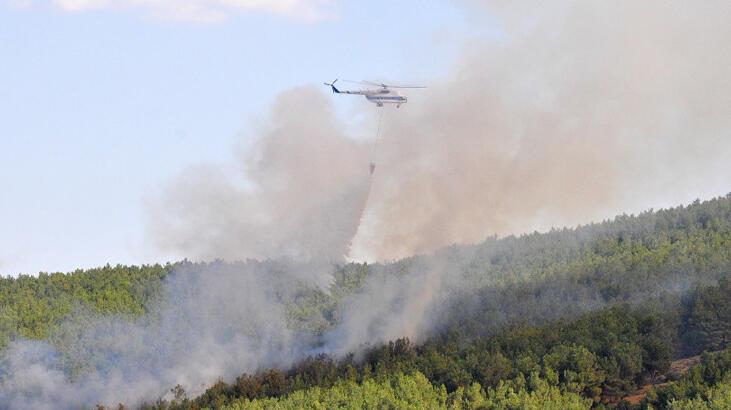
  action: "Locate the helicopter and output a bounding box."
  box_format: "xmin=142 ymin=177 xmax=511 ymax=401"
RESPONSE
xmin=323 ymin=79 xmax=425 ymax=108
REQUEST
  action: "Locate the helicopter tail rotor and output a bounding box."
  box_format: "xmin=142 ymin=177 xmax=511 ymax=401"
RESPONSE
xmin=323 ymin=79 xmax=340 ymax=93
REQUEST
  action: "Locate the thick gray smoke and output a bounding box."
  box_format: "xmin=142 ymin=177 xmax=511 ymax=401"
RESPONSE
xmin=2 ymin=1 xmax=731 ymax=408
xmin=148 ymin=1 xmax=731 ymax=263
xmin=354 ymin=0 xmax=731 ymax=259
xmin=147 ymin=89 xmax=373 ymax=264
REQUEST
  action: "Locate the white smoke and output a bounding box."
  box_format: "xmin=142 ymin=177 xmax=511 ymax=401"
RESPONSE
xmin=0 ymin=261 xmax=319 ymax=408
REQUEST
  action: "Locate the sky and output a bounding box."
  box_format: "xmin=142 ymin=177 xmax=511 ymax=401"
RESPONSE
xmin=0 ymin=1 xmax=470 ymax=275
xmin=2 ymin=1 xmax=730 ymax=276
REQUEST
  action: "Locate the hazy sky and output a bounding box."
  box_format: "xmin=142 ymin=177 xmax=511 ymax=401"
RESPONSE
xmin=2 ymin=1 xmax=730 ymax=276
xmin=0 ymin=1 xmax=470 ymax=275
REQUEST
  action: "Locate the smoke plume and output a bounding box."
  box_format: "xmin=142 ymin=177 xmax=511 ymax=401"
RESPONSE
xmin=149 ymin=0 xmax=731 ymax=263
xmin=0 ymin=261 xmax=322 ymax=408
xmin=147 ymin=89 xmax=373 ymax=264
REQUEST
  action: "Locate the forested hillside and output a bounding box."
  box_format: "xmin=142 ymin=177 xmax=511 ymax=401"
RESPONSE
xmin=1 ymin=194 xmax=731 ymax=408
xmin=0 ymin=264 xmax=170 ymax=349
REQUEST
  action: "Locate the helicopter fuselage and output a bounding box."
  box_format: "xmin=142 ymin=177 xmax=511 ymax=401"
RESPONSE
xmin=365 ymin=92 xmax=407 ymax=107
